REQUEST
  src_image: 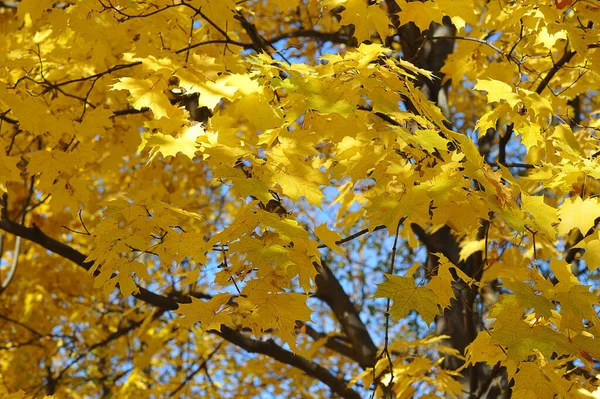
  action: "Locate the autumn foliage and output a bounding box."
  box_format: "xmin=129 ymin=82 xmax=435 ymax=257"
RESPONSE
xmin=1 ymin=0 xmax=600 ymax=398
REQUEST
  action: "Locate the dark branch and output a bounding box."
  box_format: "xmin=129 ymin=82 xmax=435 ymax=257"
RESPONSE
xmin=216 ymin=326 xmax=361 ymax=399
xmin=487 ymin=162 xmax=537 ymax=169
xmin=314 ymin=260 xmax=378 ymax=369
xmin=0 ymin=215 xmax=360 ymax=399
xmin=301 ymin=322 xmax=357 ymax=362
xmin=0 ymin=215 xmax=191 ymax=310
xmin=0 ymin=112 xmax=18 ymax=125
xmin=264 ymin=29 xmax=351 ymax=46
xmin=168 ymin=342 xmax=223 ymax=397
xmin=535 ymin=48 xmax=576 ymax=95
xmin=54 ymin=310 xmax=166 ymax=383
xmin=357 ymin=104 xmax=401 ymax=126
xmin=497 ymin=124 xmax=513 ymax=166
xmin=111 ymin=107 xmax=151 ymax=118
xmin=317 ymin=224 xmax=386 ymax=250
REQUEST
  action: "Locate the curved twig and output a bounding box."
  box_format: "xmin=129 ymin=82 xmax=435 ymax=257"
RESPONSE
xmin=0 ymin=235 xmax=21 ymax=296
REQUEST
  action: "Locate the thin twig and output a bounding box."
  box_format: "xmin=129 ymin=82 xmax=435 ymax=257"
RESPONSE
xmin=168 ymin=342 xmax=223 ymax=397
xmin=0 ymin=110 xmax=18 ymax=125
xmin=78 ymin=209 xmax=91 ymax=235
xmin=317 ymin=225 xmax=386 ymax=250
xmin=61 ymin=225 xmax=90 ymax=235
xmin=488 ymin=162 xmax=537 ymax=169
xmin=484 ymin=218 xmax=490 ymax=266
xmin=535 ymin=43 xmax=576 ymax=95
xmin=524 ymin=225 xmax=538 ymax=268
xmin=0 ymin=189 xmax=29 ymax=295
xmin=25 ymin=194 xmax=51 ymax=213
xmin=0 ymin=313 xmax=43 ymax=337
xmin=185 ymin=12 xmax=198 ymax=65
xmin=429 ymin=35 xmax=522 ymax=64
xmin=507 ymin=19 xmax=525 ymax=61
xmin=381 ymin=217 xmax=407 ymax=395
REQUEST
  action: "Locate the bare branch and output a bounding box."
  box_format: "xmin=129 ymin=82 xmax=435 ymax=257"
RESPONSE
xmin=381 ymin=217 xmax=407 ymax=391
xmin=0 ymin=313 xmax=44 ymax=337
xmin=215 ymin=326 xmax=362 ymax=399
xmin=168 ymin=342 xmax=223 ymax=397
xmin=317 ymin=224 xmax=386 ymax=250
xmin=300 ymin=322 xmax=357 ymax=362
xmin=54 ymin=310 xmax=166 ymax=384
xmin=535 ymin=47 xmax=576 ymax=95
xmin=314 ymin=260 xmax=378 ymax=368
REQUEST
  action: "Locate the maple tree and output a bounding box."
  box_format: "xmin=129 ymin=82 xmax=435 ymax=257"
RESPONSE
xmin=0 ymin=0 xmax=600 ymax=398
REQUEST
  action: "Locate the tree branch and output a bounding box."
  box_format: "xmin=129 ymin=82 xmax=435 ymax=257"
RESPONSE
xmin=168 ymin=342 xmax=223 ymax=397
xmin=54 ymin=310 xmax=167 ymax=384
xmin=0 ymin=111 xmax=18 ymax=125
xmin=498 ymin=124 xmax=513 ymax=166
xmin=0 ymin=215 xmax=361 ymax=399
xmin=301 ymin=322 xmax=357 ymax=362
xmin=317 ymin=224 xmax=386 ymax=250
xmin=0 ymin=1 xmax=18 ymax=9
xmin=264 ymin=29 xmax=351 ymax=46
xmin=535 ymin=47 xmax=576 ymax=95
xmin=215 ymin=326 xmax=361 ymax=399
xmin=314 ymin=260 xmax=378 ymax=369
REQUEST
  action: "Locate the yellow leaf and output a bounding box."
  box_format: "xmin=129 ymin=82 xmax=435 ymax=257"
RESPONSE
xmin=0 ymin=156 xmax=21 ymax=194
xmin=175 ymin=68 xmax=238 ymax=109
xmin=474 ymin=107 xmax=504 ymax=137
xmin=548 ymin=258 xmax=579 ymax=292
xmin=512 ymin=362 xmax=570 ymax=399
xmin=463 ymin=332 xmax=506 ymax=368
xmin=159 ymin=202 xmax=205 ymax=223
xmin=193 ymin=0 xmax=238 ymax=29
xmin=138 ymin=124 xmax=203 ymax=160
xmin=395 ymin=57 xmax=435 ymax=81
xmin=27 ymin=150 xmax=74 ymax=191
xmin=558 ymin=197 xmax=600 ymax=236
xmin=554 ymin=285 xmax=599 ymax=331
xmin=366 ymin=186 xmax=430 ymax=231
xmin=212 ymin=165 xmax=273 ymax=204
xmin=243 ymin=280 xmax=312 ymax=350
xmin=488 ymin=296 xmax=559 ymax=361
xmin=48 ymin=177 xmax=91 ymax=216
xmin=375 ymin=274 xmax=441 ymax=325
xmin=17 ymin=0 xmax=53 ymax=22
xmin=232 ymin=94 xmax=284 ymax=130
xmin=515 ymin=123 xmax=543 ymax=151
xmin=458 ymin=239 xmax=485 ymax=263
xmin=412 ymin=129 xmax=449 ymax=153
xmin=552 ymin=124 xmax=582 ymax=155
xmin=397 ymin=1 xmax=445 ymax=31
xmin=229 ymin=235 xmax=292 ymax=277
xmin=341 ymin=0 xmax=390 ymax=43
xmin=435 ymin=0 xmax=479 ymax=27
xmin=521 ymin=194 xmax=558 ymax=239
xmin=302 ymin=79 xmax=355 ymax=117
xmin=154 ymin=231 xmax=208 ymax=266
xmin=503 ymin=280 xmax=555 ymax=319
xmin=473 ymin=79 xmax=521 ymax=108
xmin=314 ymin=224 xmax=344 ymax=256
xmin=271 ymin=172 xmax=324 ymax=206
xmin=117 ymin=270 xmax=139 ymax=298
xmin=112 ymin=77 xmax=173 ymax=119
xmin=582 ymin=238 xmax=600 ymax=271
xmin=425 ymin=257 xmax=455 ymax=310
xmin=175 ymin=293 xmax=233 ymax=331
